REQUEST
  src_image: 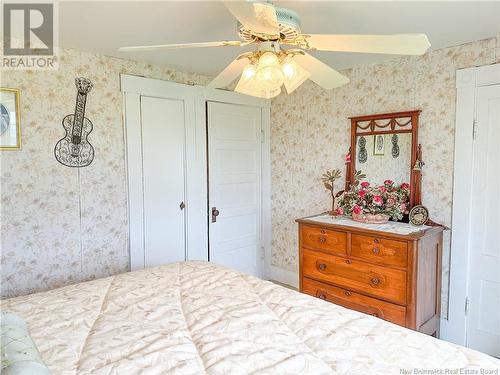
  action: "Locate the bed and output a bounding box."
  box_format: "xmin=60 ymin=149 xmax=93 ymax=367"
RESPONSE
xmin=2 ymin=261 xmax=499 ymax=374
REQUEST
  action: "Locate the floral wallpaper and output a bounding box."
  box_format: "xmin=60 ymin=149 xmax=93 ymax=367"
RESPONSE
xmin=270 ymin=37 xmax=499 ymax=317
xmin=0 ymin=47 xmax=210 ymax=298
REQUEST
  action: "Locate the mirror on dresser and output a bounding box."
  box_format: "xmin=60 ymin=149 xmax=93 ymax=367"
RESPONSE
xmin=346 ymin=110 xmax=423 ymax=208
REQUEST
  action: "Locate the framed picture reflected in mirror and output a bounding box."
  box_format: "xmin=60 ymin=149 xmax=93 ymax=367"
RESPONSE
xmin=373 ymin=134 xmax=385 ymax=156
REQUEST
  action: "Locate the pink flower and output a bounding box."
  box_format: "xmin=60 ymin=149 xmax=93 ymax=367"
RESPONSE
xmin=360 ymin=181 xmax=370 ymax=189
xmin=345 ymin=153 xmax=351 ymax=163
xmin=384 ymin=180 xmax=394 ymax=186
xmin=352 ymin=205 xmax=362 ymax=215
xmin=378 ymin=186 xmax=387 ymax=193
xmin=357 ymin=190 xmax=367 ymax=199
xmin=400 ymin=183 xmax=410 ymax=190
xmin=334 ymin=207 xmax=344 ymax=216
xmin=386 ymin=197 xmax=396 ymax=207
xmin=400 ymin=203 xmax=407 ymax=212
xmin=372 ymin=195 xmax=383 ymax=206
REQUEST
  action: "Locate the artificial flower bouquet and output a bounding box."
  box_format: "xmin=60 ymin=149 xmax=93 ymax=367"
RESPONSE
xmin=336 ymin=180 xmax=410 ymax=222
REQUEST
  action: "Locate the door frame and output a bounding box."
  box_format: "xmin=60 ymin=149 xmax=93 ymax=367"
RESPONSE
xmin=195 ymin=86 xmax=271 ymax=278
xmin=443 ymin=63 xmax=500 ymax=345
xmin=121 ymin=74 xmax=271 ymax=275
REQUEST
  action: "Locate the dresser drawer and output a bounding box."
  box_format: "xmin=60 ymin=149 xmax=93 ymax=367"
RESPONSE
xmin=351 ymin=234 xmax=408 ymax=269
xmin=301 ymin=225 xmax=347 ymax=255
xmin=302 ymin=277 xmax=406 ymax=326
xmin=302 ymin=249 xmax=407 ymax=305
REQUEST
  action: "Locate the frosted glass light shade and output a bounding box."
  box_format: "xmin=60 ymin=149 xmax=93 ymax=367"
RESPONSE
xmin=236 ymin=85 xmax=281 ymax=99
xmin=235 ymin=63 xmax=282 ymax=99
xmin=258 ymin=51 xmax=280 ymax=68
xmin=255 ymin=65 xmax=284 ymax=91
xmin=281 ymin=59 xmax=311 ymax=94
xmin=255 ymin=52 xmax=284 ymax=91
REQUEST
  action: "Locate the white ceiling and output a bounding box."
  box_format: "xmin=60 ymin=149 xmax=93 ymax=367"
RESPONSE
xmin=57 ymin=1 xmax=500 ymax=76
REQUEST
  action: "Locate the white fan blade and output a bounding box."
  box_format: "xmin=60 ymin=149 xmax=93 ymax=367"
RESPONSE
xmin=118 ymin=41 xmax=243 ymax=52
xmin=294 ymin=53 xmax=349 ymax=90
xmin=208 ymin=57 xmax=249 ymax=89
xmin=225 ymin=1 xmax=279 ymax=36
xmin=301 ymin=34 xmax=431 ymax=55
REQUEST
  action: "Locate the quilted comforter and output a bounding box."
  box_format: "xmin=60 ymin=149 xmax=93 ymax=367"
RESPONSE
xmin=2 ymin=261 xmax=499 ymax=374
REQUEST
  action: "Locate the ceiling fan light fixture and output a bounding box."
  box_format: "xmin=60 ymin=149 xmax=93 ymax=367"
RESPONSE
xmin=254 ymin=52 xmax=284 ymax=91
xmin=235 ymin=52 xmax=311 ymax=99
xmin=235 ymin=62 xmax=282 ymax=99
xmin=281 ymin=58 xmax=310 ymax=94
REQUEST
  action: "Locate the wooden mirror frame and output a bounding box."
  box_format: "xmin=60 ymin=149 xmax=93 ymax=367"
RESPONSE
xmin=345 ymin=110 xmax=423 ymax=208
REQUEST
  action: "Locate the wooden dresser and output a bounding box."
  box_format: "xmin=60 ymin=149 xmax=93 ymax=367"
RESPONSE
xmin=297 ymin=214 xmax=444 ymax=336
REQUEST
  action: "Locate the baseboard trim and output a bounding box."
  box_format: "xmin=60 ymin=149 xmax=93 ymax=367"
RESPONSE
xmin=267 ymin=265 xmax=299 ymax=289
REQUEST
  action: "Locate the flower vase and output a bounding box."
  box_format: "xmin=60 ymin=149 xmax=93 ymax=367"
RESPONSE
xmin=352 ymin=212 xmax=390 ymax=224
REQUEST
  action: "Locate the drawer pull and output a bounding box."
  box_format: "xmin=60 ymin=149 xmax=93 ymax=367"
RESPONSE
xmin=318 ymin=293 xmax=327 ymax=300
xmin=374 ymin=238 xmax=380 ymax=244
xmin=345 ymin=259 xmax=352 ymax=264
xmin=370 ymin=277 xmax=381 ymax=286
xmin=372 ymin=247 xmax=380 ymax=254
xmin=320 ymin=229 xmax=326 ymax=234
xmin=319 ymin=236 xmax=326 ymax=244
xmin=318 ymin=263 xmax=327 ymax=271
xmin=344 ymin=290 xmax=351 ymax=296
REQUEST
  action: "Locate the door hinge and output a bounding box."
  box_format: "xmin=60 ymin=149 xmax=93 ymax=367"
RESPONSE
xmin=472 ymin=119 xmax=478 ymax=139
xmin=261 ymin=129 xmax=265 ymax=143
xmin=465 ymin=297 xmax=470 ymax=316
xmin=260 ymin=246 xmax=265 ymax=260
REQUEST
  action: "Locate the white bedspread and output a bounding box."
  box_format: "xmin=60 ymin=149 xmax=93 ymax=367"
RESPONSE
xmin=2 ymin=262 xmax=498 ymax=374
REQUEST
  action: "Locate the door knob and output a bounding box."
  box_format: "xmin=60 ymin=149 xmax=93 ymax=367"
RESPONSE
xmin=179 ymin=201 xmax=185 ymax=210
xmin=211 ymin=207 xmax=220 ymax=223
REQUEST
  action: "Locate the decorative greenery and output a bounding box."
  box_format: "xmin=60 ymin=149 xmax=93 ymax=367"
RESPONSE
xmin=337 ymin=179 xmax=410 ymax=221
xmin=352 ymin=170 xmax=366 ymax=187
xmin=321 ymin=169 xmax=342 ymax=213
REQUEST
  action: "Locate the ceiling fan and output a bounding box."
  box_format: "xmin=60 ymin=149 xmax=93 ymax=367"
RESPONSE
xmin=118 ymin=1 xmax=431 ymax=99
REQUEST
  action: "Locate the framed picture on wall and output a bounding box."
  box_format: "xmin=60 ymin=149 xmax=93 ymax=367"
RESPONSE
xmin=373 ymin=134 xmax=385 ymax=156
xmin=0 ymin=88 xmax=21 ymax=150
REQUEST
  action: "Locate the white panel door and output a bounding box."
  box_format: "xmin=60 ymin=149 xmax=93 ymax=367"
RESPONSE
xmin=208 ymin=102 xmax=262 ymax=276
xmin=467 ymin=84 xmax=500 ymax=357
xmin=141 ymin=96 xmax=186 ymax=267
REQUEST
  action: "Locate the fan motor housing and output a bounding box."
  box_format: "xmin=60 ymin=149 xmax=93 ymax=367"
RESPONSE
xmin=238 ymin=6 xmax=301 ymax=42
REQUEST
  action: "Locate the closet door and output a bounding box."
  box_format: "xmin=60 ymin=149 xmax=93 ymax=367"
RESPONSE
xmin=466 ymin=84 xmax=500 ymax=357
xmin=140 ymin=96 xmax=186 ymax=267
xmin=207 ymin=102 xmax=262 ymax=276
xmin=123 ymin=75 xmax=205 ymax=270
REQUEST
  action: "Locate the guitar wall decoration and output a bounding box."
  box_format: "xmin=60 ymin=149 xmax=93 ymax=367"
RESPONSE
xmin=54 ymin=78 xmax=94 ymax=167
